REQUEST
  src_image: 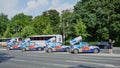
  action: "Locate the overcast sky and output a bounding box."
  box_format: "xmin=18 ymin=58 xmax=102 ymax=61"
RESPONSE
xmin=0 ymin=0 xmax=80 ymax=19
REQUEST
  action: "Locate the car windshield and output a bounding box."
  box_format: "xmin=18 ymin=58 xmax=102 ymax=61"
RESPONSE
xmin=80 ymin=42 xmax=89 ymax=46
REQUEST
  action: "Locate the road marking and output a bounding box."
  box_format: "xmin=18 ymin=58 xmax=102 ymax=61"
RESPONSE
xmin=77 ymin=53 xmax=120 ymax=57
xmin=0 ymin=49 xmax=6 ymax=50
xmin=9 ymin=58 xmax=72 ymax=67
xmin=66 ymin=60 xmax=118 ymax=67
xmin=52 ymin=63 xmax=71 ymax=67
xmin=10 ymin=58 xmax=25 ymax=62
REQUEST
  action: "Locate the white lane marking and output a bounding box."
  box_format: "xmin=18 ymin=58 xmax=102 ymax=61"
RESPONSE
xmin=0 ymin=49 xmax=6 ymax=50
xmin=52 ymin=63 xmax=71 ymax=67
xmin=66 ymin=60 xmax=118 ymax=67
xmin=9 ymin=58 xmax=72 ymax=67
xmin=10 ymin=58 xmax=25 ymax=62
xmin=27 ymin=54 xmax=120 ymax=61
xmin=77 ymin=53 xmax=120 ymax=57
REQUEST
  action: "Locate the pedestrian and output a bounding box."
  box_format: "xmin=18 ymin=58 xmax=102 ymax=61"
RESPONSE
xmin=108 ymin=39 xmax=115 ymax=54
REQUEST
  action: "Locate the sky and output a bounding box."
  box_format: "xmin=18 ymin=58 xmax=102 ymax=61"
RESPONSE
xmin=0 ymin=0 xmax=80 ymax=19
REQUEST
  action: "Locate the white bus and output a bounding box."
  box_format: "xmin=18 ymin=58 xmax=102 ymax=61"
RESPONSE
xmin=28 ymin=35 xmax=62 ymax=47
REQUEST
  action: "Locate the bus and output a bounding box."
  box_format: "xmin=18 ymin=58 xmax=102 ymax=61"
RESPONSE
xmin=28 ymin=35 xmax=62 ymax=47
xmin=0 ymin=38 xmax=11 ymax=47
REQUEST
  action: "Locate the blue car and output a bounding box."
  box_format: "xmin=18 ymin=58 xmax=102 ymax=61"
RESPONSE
xmin=45 ymin=42 xmax=70 ymax=53
xmin=21 ymin=41 xmax=44 ymax=52
xmin=7 ymin=39 xmax=22 ymax=50
xmin=70 ymin=42 xmax=100 ymax=54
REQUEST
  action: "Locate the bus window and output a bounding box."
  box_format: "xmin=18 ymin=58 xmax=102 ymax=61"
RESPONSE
xmin=28 ymin=35 xmax=62 ymax=47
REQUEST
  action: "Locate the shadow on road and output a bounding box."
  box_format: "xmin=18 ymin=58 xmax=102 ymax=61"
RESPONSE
xmin=0 ymin=53 xmax=14 ymax=63
xmin=68 ymin=65 xmax=97 ymax=68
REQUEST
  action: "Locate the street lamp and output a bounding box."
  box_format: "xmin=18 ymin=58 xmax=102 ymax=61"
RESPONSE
xmin=15 ymin=24 xmax=19 ymax=37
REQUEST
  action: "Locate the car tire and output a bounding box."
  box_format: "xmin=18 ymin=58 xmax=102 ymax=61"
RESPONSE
xmin=7 ymin=47 xmax=11 ymax=50
xmin=73 ymin=49 xmax=79 ymax=54
xmin=22 ymin=48 xmax=26 ymax=52
xmin=66 ymin=48 xmax=70 ymax=52
xmin=47 ymin=48 xmax=52 ymax=53
xmin=94 ymin=48 xmax=99 ymax=53
xmin=38 ymin=48 xmax=42 ymax=51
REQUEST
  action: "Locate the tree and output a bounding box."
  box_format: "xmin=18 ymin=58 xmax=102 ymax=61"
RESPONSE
xmin=3 ymin=26 xmax=12 ymax=38
xmin=21 ymin=26 xmax=36 ymax=38
xmin=43 ymin=9 xmax=60 ymax=34
xmin=73 ymin=0 xmax=120 ymax=46
xmin=74 ymin=19 xmax=88 ymax=40
xmin=33 ymin=15 xmax=53 ymax=35
xmin=60 ymin=9 xmax=75 ymax=44
xmin=0 ymin=13 xmax=9 ymax=37
xmin=10 ymin=13 xmax=32 ymax=37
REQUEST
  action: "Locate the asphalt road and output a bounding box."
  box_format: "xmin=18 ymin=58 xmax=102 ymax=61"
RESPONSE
xmin=0 ymin=47 xmax=120 ymax=68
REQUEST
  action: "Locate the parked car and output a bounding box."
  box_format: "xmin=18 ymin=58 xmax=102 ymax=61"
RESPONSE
xmin=70 ymin=42 xmax=100 ymax=54
xmin=45 ymin=42 xmax=70 ymax=53
xmin=94 ymin=42 xmax=109 ymax=49
xmin=7 ymin=38 xmax=22 ymax=50
xmin=21 ymin=41 xmax=44 ymax=52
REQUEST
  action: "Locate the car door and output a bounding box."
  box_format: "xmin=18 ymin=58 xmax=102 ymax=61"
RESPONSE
xmin=55 ymin=43 xmax=62 ymax=51
xmin=81 ymin=42 xmax=90 ymax=51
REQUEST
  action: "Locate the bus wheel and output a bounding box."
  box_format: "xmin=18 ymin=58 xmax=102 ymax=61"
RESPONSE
xmin=22 ymin=48 xmax=26 ymax=52
xmin=94 ymin=48 xmax=99 ymax=53
xmin=47 ymin=48 xmax=52 ymax=53
xmin=38 ymin=48 xmax=42 ymax=51
xmin=73 ymin=49 xmax=79 ymax=54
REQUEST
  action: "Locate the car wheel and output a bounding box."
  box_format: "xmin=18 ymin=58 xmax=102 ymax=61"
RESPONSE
xmin=47 ymin=48 xmax=52 ymax=53
xmin=22 ymin=48 xmax=26 ymax=52
xmin=7 ymin=47 xmax=11 ymax=50
xmin=94 ymin=48 xmax=99 ymax=53
xmin=38 ymin=48 xmax=42 ymax=51
xmin=66 ymin=48 xmax=70 ymax=52
xmin=73 ymin=49 xmax=79 ymax=54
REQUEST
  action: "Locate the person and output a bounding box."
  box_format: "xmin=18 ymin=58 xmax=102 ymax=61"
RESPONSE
xmin=108 ymin=39 xmax=115 ymax=54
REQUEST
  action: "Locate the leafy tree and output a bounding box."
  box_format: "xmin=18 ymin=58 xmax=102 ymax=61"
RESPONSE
xmin=33 ymin=15 xmax=53 ymax=35
xmin=73 ymin=0 xmax=120 ymax=46
xmin=43 ymin=9 xmax=60 ymax=33
xmin=74 ymin=19 xmax=88 ymax=40
xmin=42 ymin=23 xmax=54 ymax=34
xmin=10 ymin=13 xmax=32 ymax=37
xmin=21 ymin=26 xmax=36 ymax=38
xmin=0 ymin=13 xmax=9 ymax=37
xmin=3 ymin=26 xmax=12 ymax=38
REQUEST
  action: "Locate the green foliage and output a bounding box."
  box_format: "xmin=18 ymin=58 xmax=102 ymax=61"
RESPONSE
xmin=21 ymin=26 xmax=36 ymax=38
xmin=43 ymin=9 xmax=60 ymax=33
xmin=33 ymin=15 xmax=53 ymax=35
xmin=74 ymin=0 xmax=120 ymax=46
xmin=0 ymin=13 xmax=9 ymax=37
xmin=9 ymin=13 xmax=32 ymax=37
xmin=3 ymin=26 xmax=12 ymax=38
xmin=74 ymin=19 xmax=88 ymax=39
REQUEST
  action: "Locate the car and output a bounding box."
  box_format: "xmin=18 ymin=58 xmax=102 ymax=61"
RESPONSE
xmin=94 ymin=42 xmax=109 ymax=49
xmin=21 ymin=41 xmax=44 ymax=52
xmin=70 ymin=42 xmax=100 ymax=54
xmin=45 ymin=42 xmax=70 ymax=53
xmin=7 ymin=38 xmax=22 ymax=50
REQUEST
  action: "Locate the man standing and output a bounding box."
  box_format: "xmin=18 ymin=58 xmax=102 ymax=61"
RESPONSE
xmin=108 ymin=39 xmax=115 ymax=54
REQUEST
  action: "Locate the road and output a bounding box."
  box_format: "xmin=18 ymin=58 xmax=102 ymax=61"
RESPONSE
xmin=0 ymin=47 xmax=120 ymax=68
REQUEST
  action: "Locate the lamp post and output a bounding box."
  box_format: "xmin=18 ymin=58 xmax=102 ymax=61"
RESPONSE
xmin=15 ymin=24 xmax=19 ymax=37
xmin=64 ymin=21 xmax=69 ymax=45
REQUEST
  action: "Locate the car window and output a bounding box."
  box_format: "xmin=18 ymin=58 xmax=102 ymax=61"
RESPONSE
xmin=80 ymin=42 xmax=89 ymax=47
xmin=56 ymin=42 xmax=62 ymax=46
